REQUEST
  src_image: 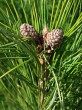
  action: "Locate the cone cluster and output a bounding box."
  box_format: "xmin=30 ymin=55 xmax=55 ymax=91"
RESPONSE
xmin=20 ymin=23 xmax=63 ymax=53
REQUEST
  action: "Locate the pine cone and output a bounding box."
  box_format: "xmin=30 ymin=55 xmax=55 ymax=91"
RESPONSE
xmin=20 ymin=23 xmax=44 ymax=52
xmin=44 ymin=29 xmax=63 ymax=51
xmin=20 ymin=23 xmax=38 ymax=40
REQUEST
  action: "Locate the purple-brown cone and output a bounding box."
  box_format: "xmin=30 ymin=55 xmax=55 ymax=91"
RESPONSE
xmin=46 ymin=29 xmax=63 ymax=50
xmin=20 ymin=23 xmax=38 ymax=40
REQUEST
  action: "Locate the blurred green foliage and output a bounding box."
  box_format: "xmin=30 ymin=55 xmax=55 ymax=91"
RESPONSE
xmin=0 ymin=0 xmax=82 ymax=110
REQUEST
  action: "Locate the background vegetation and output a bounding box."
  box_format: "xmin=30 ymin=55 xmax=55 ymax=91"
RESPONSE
xmin=0 ymin=0 xmax=82 ymax=110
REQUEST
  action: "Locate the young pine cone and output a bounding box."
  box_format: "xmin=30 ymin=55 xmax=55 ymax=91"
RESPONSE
xmin=20 ymin=23 xmax=38 ymax=40
xmin=42 ymin=25 xmax=63 ymax=51
xmin=20 ymin=23 xmax=44 ymax=52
